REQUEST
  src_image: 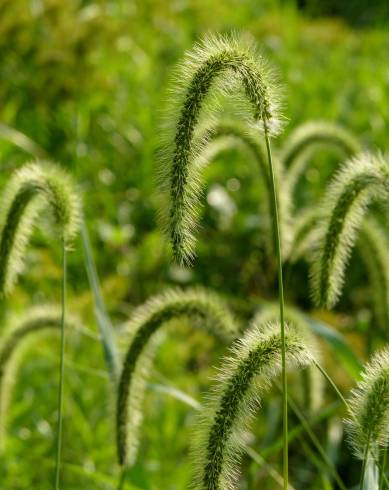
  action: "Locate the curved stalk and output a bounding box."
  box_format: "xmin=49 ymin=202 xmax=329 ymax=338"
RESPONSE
xmin=264 ymin=127 xmax=288 ymax=487
xmin=54 ymin=238 xmax=67 ymax=490
xmin=204 ymin=119 xmax=292 ymax=261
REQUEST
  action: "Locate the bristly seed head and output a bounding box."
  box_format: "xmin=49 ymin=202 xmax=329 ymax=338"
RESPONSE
xmin=0 ymin=305 xmax=80 ymax=452
xmin=191 ymin=322 xmax=313 ymax=490
xmin=344 ymin=347 xmax=389 ymax=461
xmin=250 ymin=303 xmax=323 ymax=413
xmin=158 ymin=34 xmax=283 ymax=266
xmin=116 ymin=287 xmax=240 ymax=468
xmin=357 ymin=218 xmax=389 ymax=334
xmin=0 ymin=161 xmax=81 ymax=297
xmin=310 ymin=152 xmax=389 ymax=309
xmin=281 ymin=120 xmax=361 ymax=170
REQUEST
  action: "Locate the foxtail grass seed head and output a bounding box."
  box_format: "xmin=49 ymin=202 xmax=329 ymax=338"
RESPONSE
xmin=281 ymin=120 xmax=361 ymax=170
xmin=280 ymin=121 xmax=360 ymax=261
xmin=158 ymin=34 xmax=283 ymax=266
xmin=283 ymin=122 xmax=361 ymax=227
xmin=251 ymin=303 xmax=323 ymax=412
xmin=191 ymin=322 xmax=314 ymax=490
xmin=0 ymin=161 xmax=81 ymax=297
xmin=288 ymin=208 xmax=322 ymax=263
xmin=116 ymin=287 xmax=239 ymax=467
xmin=358 ymin=218 xmax=389 ymax=334
xmin=345 ymin=347 xmax=389 ymax=461
xmin=0 ymin=306 xmax=79 ymax=452
xmin=310 ymin=152 xmax=389 ymax=308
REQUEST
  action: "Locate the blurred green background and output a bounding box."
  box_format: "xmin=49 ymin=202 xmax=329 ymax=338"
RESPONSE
xmin=0 ymin=0 xmax=388 ymax=488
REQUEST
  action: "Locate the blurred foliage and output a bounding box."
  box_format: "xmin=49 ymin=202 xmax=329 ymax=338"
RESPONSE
xmin=298 ymin=0 xmax=389 ymax=26
xmin=1 ymin=0 xmax=388 ymax=309
xmin=0 ymin=0 xmax=388 ymax=489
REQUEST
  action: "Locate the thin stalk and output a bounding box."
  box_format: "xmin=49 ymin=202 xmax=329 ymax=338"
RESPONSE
xmin=314 ymin=361 xmax=350 ymax=410
xmin=261 ymin=402 xmax=340 ymax=459
xmin=380 ymin=449 xmax=387 ymax=489
xmin=117 ymin=467 xmax=127 ymax=490
xmin=54 ymin=238 xmax=67 ymax=490
xmin=264 ymin=126 xmax=288 ymax=489
xmin=360 ymin=430 xmax=372 ymax=490
xmin=245 ymin=446 xmax=295 ymax=490
xmin=378 ymin=467 xmax=389 ymax=488
xmin=299 ymin=438 xmax=330 ymax=488
xmin=287 ymin=391 xmax=347 ymax=490
xmin=81 ymin=220 xmax=119 ymax=382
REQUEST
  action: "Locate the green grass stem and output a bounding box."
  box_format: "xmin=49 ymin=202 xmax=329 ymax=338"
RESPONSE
xmin=54 ymin=238 xmax=67 ymax=490
xmin=264 ymin=127 xmax=288 ymax=489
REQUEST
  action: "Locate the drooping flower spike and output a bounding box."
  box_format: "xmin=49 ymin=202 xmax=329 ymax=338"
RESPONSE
xmin=191 ymin=322 xmax=314 ymax=490
xmin=0 ymin=306 xmax=80 ymax=452
xmin=116 ymin=287 xmax=239 ymax=467
xmin=310 ymin=152 xmax=389 ymax=308
xmin=158 ymin=33 xmax=282 ymax=266
xmin=0 ymin=161 xmax=81 ymax=297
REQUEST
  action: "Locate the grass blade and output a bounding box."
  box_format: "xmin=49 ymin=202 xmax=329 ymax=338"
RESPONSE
xmin=81 ymin=219 xmax=119 ymax=382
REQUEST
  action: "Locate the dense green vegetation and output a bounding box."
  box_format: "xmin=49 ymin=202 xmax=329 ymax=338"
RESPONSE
xmin=0 ymin=1 xmax=388 ymax=489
